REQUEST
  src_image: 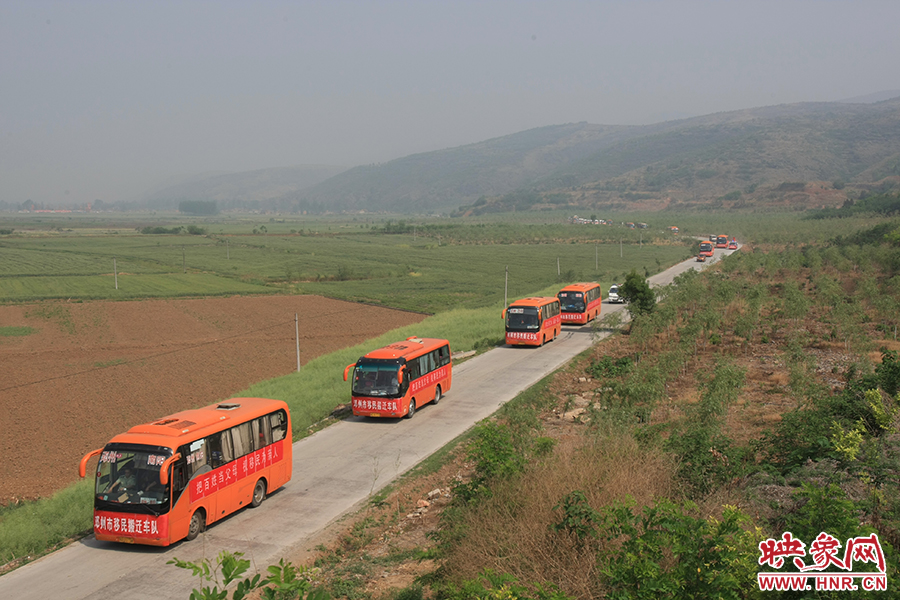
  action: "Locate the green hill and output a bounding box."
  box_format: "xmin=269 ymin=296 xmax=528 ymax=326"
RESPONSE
xmin=472 ymin=99 xmax=900 ymax=214
xmin=139 ymin=98 xmax=900 ymax=215
xmin=278 ymin=122 xmax=668 ymax=213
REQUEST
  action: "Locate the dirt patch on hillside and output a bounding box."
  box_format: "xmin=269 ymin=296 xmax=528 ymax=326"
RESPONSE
xmin=0 ymin=296 xmax=425 ymax=504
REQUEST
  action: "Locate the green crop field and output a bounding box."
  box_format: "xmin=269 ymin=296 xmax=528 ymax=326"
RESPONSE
xmin=0 ymin=212 xmax=698 ymax=310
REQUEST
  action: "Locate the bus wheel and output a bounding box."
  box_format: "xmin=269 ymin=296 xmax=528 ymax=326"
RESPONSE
xmin=406 ymin=399 xmax=416 ymax=419
xmin=186 ymin=509 xmax=205 ymax=541
xmin=433 ymin=386 xmax=442 ymax=405
xmin=251 ymin=479 xmax=267 ymax=508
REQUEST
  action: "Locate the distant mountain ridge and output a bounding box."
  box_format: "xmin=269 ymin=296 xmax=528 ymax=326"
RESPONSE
xmin=506 ymin=98 xmax=900 ymax=213
xmin=141 ymin=164 xmax=346 ymax=211
xmin=142 ymin=97 xmax=900 ymax=214
xmin=278 ymin=122 xmax=676 ymax=213
xmin=837 ymin=90 xmax=900 ymax=103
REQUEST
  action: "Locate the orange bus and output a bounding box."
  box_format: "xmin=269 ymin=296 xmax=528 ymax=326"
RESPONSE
xmin=344 ymin=337 xmax=452 ymax=419
xmin=79 ymin=398 xmax=291 ymax=546
xmin=557 ymin=283 xmax=602 ymax=325
xmin=716 ymin=234 xmax=729 ymax=248
xmin=699 ymin=241 xmax=714 ymax=257
xmin=503 ymin=297 xmax=561 ymax=346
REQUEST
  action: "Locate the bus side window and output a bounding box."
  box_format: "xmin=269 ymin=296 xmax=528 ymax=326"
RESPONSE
xmin=270 ymin=410 xmax=287 ymax=442
xmin=438 ymin=345 xmax=450 ymax=366
xmin=407 ymin=358 xmax=421 ymax=381
xmin=221 ymin=429 xmax=234 ymax=463
xmin=184 ymin=440 xmax=210 ymax=479
xmin=424 ymin=351 xmax=436 ymax=374
xmin=232 ymin=423 xmax=252 ymax=458
xmin=208 ymin=432 xmax=225 ymax=469
xmin=207 ymin=430 xmax=234 ymax=469
xmin=251 ymin=417 xmax=273 ymax=451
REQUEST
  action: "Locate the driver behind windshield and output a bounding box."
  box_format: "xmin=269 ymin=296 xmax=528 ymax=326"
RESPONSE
xmin=107 ymin=466 xmax=136 ymax=493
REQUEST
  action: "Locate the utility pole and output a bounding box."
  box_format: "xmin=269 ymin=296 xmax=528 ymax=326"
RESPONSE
xmin=114 ymin=258 xmax=118 ymax=290
xmin=295 ymin=314 xmax=301 ymax=372
xmin=557 ymin=257 xmax=560 ymax=276
xmin=504 ymin=266 xmax=508 ymax=308
xmin=182 ymin=246 xmax=186 ymax=273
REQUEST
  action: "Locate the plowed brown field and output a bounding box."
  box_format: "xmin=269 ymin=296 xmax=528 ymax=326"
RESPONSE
xmin=0 ymin=296 xmax=425 ymax=504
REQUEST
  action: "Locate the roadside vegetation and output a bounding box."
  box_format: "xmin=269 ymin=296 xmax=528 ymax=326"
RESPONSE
xmin=298 ymin=217 xmax=900 ymax=599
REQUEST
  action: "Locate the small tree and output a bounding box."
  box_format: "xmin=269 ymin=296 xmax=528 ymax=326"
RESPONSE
xmin=620 ymin=269 xmax=655 ymax=318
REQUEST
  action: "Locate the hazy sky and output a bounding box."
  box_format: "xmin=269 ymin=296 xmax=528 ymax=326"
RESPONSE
xmin=2 ymin=1 xmax=899 ymax=205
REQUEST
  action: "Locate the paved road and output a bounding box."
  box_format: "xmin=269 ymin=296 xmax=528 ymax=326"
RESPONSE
xmin=0 ymin=248 xmax=733 ymax=599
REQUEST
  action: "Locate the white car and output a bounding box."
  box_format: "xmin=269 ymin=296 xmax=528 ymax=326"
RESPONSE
xmin=608 ymin=284 xmax=622 ymax=303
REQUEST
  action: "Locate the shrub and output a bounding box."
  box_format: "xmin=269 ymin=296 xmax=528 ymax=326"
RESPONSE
xmin=782 ymin=483 xmax=866 ymax=543
xmin=759 ymin=403 xmax=836 ymax=473
xmin=600 ymin=499 xmax=760 ymax=599
xmin=168 ymin=551 xmax=330 ymax=600
xmin=666 ymin=425 xmax=739 ymax=496
xmin=590 ymin=356 xmax=633 ymax=379
xmin=454 ymin=422 xmax=527 ymax=503
xmin=877 ymin=350 xmax=900 ymax=397
xmin=550 ymin=490 xmax=603 ymax=544
xmin=620 ymin=270 xmax=655 ymax=317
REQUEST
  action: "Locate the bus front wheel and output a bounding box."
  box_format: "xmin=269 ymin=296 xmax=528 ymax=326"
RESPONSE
xmin=433 ymin=386 xmax=442 ymax=405
xmin=186 ymin=509 xmax=206 ymax=541
xmin=406 ymin=399 xmax=416 ymax=419
xmin=251 ymin=479 xmax=267 ymax=508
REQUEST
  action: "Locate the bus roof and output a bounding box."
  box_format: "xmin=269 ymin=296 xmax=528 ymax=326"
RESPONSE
xmin=508 ymin=297 xmax=559 ymax=308
xmin=363 ymin=337 xmax=449 ymax=361
xmin=106 ymin=397 xmax=288 ymax=450
xmin=558 ymin=282 xmax=600 ymax=293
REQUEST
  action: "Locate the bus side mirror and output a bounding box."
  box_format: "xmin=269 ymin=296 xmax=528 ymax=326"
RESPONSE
xmin=501 ymin=309 xmax=506 ymax=319
xmin=79 ymin=448 xmax=103 ymax=478
xmin=343 ymin=363 xmax=356 ymax=382
xmin=159 ymin=453 xmax=182 ymax=486
xmin=397 ymin=366 xmax=405 ymax=384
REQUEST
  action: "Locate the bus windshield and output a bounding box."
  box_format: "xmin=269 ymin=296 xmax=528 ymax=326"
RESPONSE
xmin=506 ymin=306 xmax=540 ymax=331
xmin=700 ymin=242 xmax=712 ymax=253
xmin=558 ymin=292 xmax=585 ymax=313
xmin=95 ymin=445 xmax=172 ymax=510
xmin=352 ymin=359 xmax=403 ymax=397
